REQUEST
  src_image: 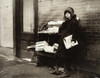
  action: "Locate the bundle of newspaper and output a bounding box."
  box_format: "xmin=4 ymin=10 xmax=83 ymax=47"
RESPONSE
xmin=35 ymin=41 xmax=59 ymax=54
xmin=48 ymin=20 xmax=63 ymax=25
xmin=44 ymin=43 xmax=59 ymax=53
xmin=47 ymin=26 xmax=59 ymax=33
xmin=35 ymin=41 xmax=48 ymax=51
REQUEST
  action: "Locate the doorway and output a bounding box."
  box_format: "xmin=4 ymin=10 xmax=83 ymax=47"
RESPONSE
xmin=14 ymin=0 xmax=38 ymax=58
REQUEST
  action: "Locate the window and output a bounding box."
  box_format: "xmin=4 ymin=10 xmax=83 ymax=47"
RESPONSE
xmin=23 ymin=0 xmax=34 ymax=32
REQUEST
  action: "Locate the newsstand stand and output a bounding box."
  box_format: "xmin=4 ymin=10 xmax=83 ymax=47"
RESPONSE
xmin=35 ymin=32 xmax=60 ymax=67
xmin=27 ymin=21 xmax=63 ymax=67
xmin=35 ymin=21 xmax=63 ymax=67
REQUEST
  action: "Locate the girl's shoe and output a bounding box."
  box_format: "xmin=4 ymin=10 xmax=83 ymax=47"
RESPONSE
xmin=50 ymin=69 xmax=61 ymax=75
xmin=58 ymin=72 xmax=70 ymax=78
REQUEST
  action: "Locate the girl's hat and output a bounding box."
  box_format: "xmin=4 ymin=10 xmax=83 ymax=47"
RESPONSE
xmin=64 ymin=7 xmax=74 ymax=16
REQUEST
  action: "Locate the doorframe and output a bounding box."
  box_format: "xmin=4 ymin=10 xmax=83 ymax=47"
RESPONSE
xmin=13 ymin=0 xmax=38 ymax=58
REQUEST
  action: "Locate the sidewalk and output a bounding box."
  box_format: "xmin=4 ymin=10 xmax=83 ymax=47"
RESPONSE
xmin=0 ymin=47 xmax=14 ymax=61
xmin=0 ymin=47 xmax=58 ymax=78
xmin=0 ymin=47 xmax=99 ymax=78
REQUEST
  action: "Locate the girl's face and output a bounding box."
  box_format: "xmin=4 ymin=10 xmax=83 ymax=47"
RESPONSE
xmin=65 ymin=12 xmax=71 ymax=19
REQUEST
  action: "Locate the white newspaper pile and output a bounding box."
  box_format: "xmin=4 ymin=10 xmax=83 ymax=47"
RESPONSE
xmin=35 ymin=41 xmax=59 ymax=53
xmin=35 ymin=41 xmax=48 ymax=51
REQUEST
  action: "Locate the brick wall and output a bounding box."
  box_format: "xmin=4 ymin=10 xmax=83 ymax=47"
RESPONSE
xmin=38 ymin=0 xmax=100 ymax=74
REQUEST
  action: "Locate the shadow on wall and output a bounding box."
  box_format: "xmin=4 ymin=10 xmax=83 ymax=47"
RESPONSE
xmin=79 ymin=11 xmax=100 ymax=61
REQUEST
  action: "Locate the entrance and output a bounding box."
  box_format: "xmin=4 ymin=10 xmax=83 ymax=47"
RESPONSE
xmin=14 ymin=0 xmax=38 ymax=58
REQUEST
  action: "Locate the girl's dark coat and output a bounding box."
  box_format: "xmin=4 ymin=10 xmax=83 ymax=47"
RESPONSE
xmin=57 ymin=15 xmax=80 ymax=60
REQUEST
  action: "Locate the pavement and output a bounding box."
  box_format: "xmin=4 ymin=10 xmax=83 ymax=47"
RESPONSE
xmin=0 ymin=47 xmax=58 ymax=78
xmin=0 ymin=47 xmax=99 ymax=78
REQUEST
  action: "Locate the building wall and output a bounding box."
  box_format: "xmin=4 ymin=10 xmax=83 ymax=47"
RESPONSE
xmin=0 ymin=1 xmax=1 ymax=46
xmin=38 ymin=0 xmax=100 ymax=74
xmin=0 ymin=0 xmax=13 ymax=48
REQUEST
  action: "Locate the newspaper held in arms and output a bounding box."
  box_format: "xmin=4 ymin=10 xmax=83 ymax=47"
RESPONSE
xmin=63 ymin=35 xmax=78 ymax=49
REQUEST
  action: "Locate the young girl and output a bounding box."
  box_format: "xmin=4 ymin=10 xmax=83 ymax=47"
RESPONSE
xmin=50 ymin=7 xmax=80 ymax=78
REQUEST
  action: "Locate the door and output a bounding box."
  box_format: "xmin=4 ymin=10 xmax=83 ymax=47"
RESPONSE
xmin=14 ymin=0 xmax=38 ymax=58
